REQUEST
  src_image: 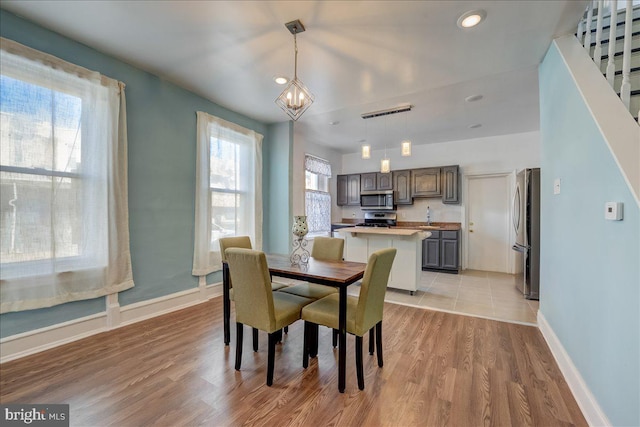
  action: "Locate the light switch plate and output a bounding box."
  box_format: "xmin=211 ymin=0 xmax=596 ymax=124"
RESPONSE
xmin=554 ymin=178 xmax=561 ymax=195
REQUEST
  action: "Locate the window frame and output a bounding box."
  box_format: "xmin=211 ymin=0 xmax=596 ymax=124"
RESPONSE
xmin=0 ymin=73 xmax=104 ymax=279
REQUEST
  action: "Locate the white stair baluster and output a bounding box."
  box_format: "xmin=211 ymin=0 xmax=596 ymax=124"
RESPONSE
xmin=620 ymin=0 xmax=633 ymax=109
xmin=594 ymin=0 xmax=604 ymax=67
xmin=585 ymin=1 xmax=594 ymax=53
xmin=577 ymin=15 xmax=584 ymax=46
xmin=606 ymin=0 xmax=618 ymax=86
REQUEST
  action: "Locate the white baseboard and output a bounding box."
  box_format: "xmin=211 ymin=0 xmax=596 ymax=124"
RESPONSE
xmin=0 ymin=282 xmax=223 ymax=364
xmin=119 ymin=282 xmax=221 ymax=326
xmin=0 ymin=313 xmax=108 ymax=364
xmin=537 ymin=311 xmax=611 ymax=427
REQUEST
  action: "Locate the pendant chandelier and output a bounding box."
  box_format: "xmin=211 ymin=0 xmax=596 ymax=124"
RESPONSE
xmin=360 ymin=104 xmax=413 ymax=168
xmin=275 ymin=19 xmax=315 ymax=121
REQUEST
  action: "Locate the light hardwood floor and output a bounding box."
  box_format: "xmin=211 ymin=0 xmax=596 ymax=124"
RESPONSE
xmin=0 ymin=297 xmax=586 ymax=426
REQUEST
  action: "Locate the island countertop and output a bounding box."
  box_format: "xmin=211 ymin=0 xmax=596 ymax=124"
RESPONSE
xmin=336 ymin=226 xmax=431 ymax=237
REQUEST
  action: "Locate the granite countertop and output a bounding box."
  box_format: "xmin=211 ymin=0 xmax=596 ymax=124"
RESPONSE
xmin=336 ymin=220 xmax=461 ymax=231
xmin=394 ymin=222 xmax=461 ymax=231
xmin=335 ymin=227 xmax=431 ymax=237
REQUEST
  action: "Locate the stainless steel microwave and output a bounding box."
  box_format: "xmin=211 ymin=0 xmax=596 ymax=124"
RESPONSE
xmin=360 ymin=190 xmax=395 ymax=210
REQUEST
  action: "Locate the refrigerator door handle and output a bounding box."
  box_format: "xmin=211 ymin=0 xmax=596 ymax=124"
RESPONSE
xmin=513 ymin=185 xmax=521 ymax=234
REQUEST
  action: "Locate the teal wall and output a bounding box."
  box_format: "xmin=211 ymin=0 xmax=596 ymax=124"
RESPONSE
xmin=0 ymin=10 xmax=275 ymax=337
xmin=539 ymin=42 xmax=640 ymax=426
xmin=264 ymin=121 xmax=293 ymax=255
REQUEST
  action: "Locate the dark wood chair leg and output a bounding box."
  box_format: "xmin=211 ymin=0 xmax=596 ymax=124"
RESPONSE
xmin=253 ymin=328 xmax=259 ymax=352
xmin=332 ymin=328 xmax=338 ymax=348
xmin=356 ymin=335 xmax=364 ymax=390
xmin=376 ymin=321 xmax=383 ymax=367
xmin=235 ymin=323 xmax=243 ymax=370
xmin=303 ymin=322 xmax=310 ymax=369
xmin=284 ymin=326 xmax=289 ymax=334
xmin=310 ymin=324 xmax=319 ymax=358
xmin=223 ymin=265 xmax=231 ymax=346
xmin=267 ymin=332 xmax=277 ymax=386
xmin=369 ymin=328 xmax=375 ymax=355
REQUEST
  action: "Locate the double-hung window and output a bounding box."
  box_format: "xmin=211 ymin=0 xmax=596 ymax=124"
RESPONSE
xmin=192 ymin=112 xmax=263 ymax=276
xmin=0 ymin=38 xmax=133 ymax=313
xmin=304 ymin=155 xmax=332 ymax=237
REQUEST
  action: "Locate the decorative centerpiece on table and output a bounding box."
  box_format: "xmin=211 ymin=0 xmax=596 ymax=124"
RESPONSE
xmin=290 ymin=215 xmax=310 ymax=266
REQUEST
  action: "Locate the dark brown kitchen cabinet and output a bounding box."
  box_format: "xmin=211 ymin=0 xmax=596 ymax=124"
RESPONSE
xmin=441 ymin=165 xmax=460 ymax=204
xmin=337 ymin=174 xmax=361 ymax=206
xmin=411 ymin=167 xmax=441 ymax=197
xmin=422 ymin=237 xmax=440 ymax=268
xmin=422 ymin=230 xmax=459 ymax=273
xmin=393 ymin=169 xmax=412 ymax=205
xmin=361 ymin=172 xmax=393 ymax=191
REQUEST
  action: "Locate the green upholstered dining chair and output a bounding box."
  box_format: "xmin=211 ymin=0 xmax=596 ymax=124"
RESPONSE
xmin=301 ymin=247 xmax=396 ymax=390
xmin=278 ymin=236 xmax=345 ymax=354
xmin=278 ymin=237 xmax=344 ymax=300
xmin=225 ymin=248 xmax=313 ymax=386
xmin=310 ymin=236 xmax=345 ymax=260
xmin=219 ymin=236 xmax=287 ymax=350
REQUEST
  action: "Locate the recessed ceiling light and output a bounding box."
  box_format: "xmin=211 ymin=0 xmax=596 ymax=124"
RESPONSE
xmin=457 ymin=10 xmax=486 ymax=28
xmin=329 ymin=121 xmax=340 ymax=125
xmin=465 ymin=94 xmax=483 ymax=102
xmin=469 ymin=123 xmax=482 ymax=129
xmin=274 ymin=76 xmax=288 ymax=85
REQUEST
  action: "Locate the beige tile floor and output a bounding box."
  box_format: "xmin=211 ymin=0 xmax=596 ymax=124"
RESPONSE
xmin=348 ymin=269 xmax=539 ymax=325
xmin=281 ymin=269 xmax=538 ymax=325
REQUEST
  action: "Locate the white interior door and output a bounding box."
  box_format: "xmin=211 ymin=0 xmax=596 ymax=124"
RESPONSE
xmin=467 ymin=174 xmax=511 ymax=273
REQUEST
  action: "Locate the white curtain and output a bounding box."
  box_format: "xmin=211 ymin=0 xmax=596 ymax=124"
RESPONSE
xmin=304 ymin=155 xmax=332 ymax=235
xmin=192 ymin=111 xmax=263 ymax=276
xmin=0 ymin=38 xmax=134 ymax=313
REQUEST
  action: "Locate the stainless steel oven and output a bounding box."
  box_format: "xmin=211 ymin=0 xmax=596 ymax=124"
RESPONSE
xmin=360 ymin=190 xmax=395 ymax=210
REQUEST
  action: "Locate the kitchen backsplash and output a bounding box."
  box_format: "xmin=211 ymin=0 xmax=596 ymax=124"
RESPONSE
xmin=338 ymin=198 xmax=462 ymax=223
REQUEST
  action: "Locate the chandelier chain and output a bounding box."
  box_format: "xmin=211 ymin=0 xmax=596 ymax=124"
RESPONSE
xmin=294 ymin=32 xmax=298 ymax=80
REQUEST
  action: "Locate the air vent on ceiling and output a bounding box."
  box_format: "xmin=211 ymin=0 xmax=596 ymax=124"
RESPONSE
xmin=361 ymin=104 xmax=412 ymax=119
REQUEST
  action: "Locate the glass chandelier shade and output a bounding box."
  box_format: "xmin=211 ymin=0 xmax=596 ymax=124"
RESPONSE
xmin=275 ymin=28 xmax=314 ymax=121
xmin=380 ymin=158 xmax=390 ymax=173
xmin=361 ymin=144 xmax=371 ymax=159
xmin=401 ymin=140 xmax=412 ymax=156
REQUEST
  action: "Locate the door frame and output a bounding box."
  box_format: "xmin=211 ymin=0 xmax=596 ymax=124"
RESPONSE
xmin=462 ymin=171 xmax=517 ymax=273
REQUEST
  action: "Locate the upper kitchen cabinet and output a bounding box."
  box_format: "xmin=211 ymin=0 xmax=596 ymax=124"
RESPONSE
xmin=361 ymin=172 xmax=393 ymax=191
xmin=337 ymin=174 xmax=361 ymax=206
xmin=411 ymin=167 xmax=441 ymax=197
xmin=441 ymin=165 xmax=460 ymax=204
xmin=393 ymin=169 xmax=412 ymax=205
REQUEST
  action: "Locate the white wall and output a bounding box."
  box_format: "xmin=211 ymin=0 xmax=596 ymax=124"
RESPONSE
xmin=340 ymin=130 xmax=541 ymax=222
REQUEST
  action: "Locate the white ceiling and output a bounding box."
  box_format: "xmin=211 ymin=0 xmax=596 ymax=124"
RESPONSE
xmin=1 ymin=1 xmax=588 ymax=154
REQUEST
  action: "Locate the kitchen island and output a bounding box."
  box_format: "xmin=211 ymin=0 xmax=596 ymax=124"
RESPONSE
xmin=336 ymin=227 xmax=430 ymax=294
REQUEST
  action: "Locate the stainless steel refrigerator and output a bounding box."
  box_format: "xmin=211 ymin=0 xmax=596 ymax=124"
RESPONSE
xmin=512 ymin=168 xmax=540 ymax=300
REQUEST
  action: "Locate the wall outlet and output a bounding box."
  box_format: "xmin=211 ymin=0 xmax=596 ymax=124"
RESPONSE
xmin=554 ymin=178 xmax=561 ymax=195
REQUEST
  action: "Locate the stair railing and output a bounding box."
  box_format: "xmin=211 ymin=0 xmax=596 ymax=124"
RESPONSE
xmin=620 ymin=0 xmax=633 ymax=108
xmin=606 ymin=0 xmax=618 ymax=85
xmin=577 ymin=0 xmax=639 ymax=123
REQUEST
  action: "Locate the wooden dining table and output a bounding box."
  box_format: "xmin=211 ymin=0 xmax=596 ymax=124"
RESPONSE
xmin=222 ymin=253 xmax=367 ymax=393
